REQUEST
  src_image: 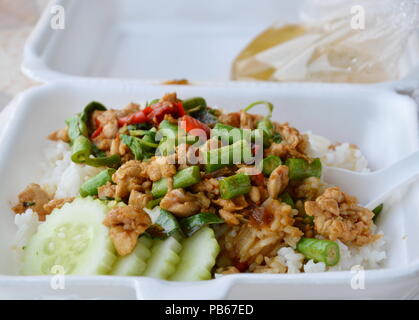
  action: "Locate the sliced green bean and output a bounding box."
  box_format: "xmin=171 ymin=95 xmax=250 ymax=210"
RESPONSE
xmin=203 ymin=139 xmax=252 ymax=173
xmin=180 ymin=212 xmax=224 ymax=237
xmin=372 ymin=204 xmax=384 ymax=222
xmin=154 ymin=208 xmax=184 ymax=239
xmin=260 ymin=155 xmax=282 ymax=176
xmin=219 ymin=173 xmax=251 ymax=200
xmin=85 ymin=154 xmax=121 ymax=168
xmin=146 ymin=207 xmax=184 ymax=240
xmin=286 ymin=158 xmax=322 ymax=181
xmin=156 ymin=120 xmax=179 ymax=156
xmin=79 ymin=168 xmax=116 ymax=197
xmin=280 ymin=192 xmax=295 ymax=208
xmin=212 ymin=123 xmax=244 ymax=144
xmin=146 ymin=197 xmax=163 ymax=209
xmin=151 ymin=166 xmax=202 ymax=198
xmin=296 ymin=238 xmax=340 ymax=266
xmin=71 ymin=136 xmax=92 ymax=163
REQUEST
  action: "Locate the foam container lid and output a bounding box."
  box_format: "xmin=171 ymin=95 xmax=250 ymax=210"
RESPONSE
xmin=22 ymin=0 xmax=419 ymax=92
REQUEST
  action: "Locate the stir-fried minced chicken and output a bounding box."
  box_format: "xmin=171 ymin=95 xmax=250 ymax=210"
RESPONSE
xmin=14 ymin=93 xmax=382 ymax=274
xmin=97 ymin=182 xmax=116 ymax=199
xmin=267 ymin=165 xmax=289 ymax=199
xmin=12 ymin=184 xmax=51 ymax=221
xmin=304 ymin=187 xmax=379 ymax=246
xmin=265 ymin=123 xmax=309 ymax=160
xmin=128 ymin=190 xmax=152 ymax=210
xmin=103 ymin=205 xmax=151 ymax=256
xmin=91 ymin=103 xmax=139 ymax=153
xmin=160 ymin=189 xmax=210 ymax=217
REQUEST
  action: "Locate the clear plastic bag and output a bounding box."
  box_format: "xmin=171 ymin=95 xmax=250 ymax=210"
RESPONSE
xmin=232 ymin=0 xmax=419 ymax=83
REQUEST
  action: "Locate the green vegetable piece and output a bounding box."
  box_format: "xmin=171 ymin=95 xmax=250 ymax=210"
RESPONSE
xmin=85 ymin=154 xmax=121 ymax=168
xmin=143 ymin=237 xmax=182 ymax=279
xmin=66 ymin=101 xmax=106 ymax=143
xmin=147 ymin=98 xmax=160 ymax=106
xmin=296 ymin=238 xmax=340 ymax=266
xmin=219 ymin=173 xmax=251 ymax=200
xmin=155 ymin=209 xmax=184 ymax=239
xmin=66 ymin=102 xmax=109 ymax=166
xmin=66 ymin=114 xmax=87 ymax=143
xmin=212 ymin=123 xmax=245 ymax=144
xmin=80 ymin=168 xmax=116 ymax=197
xmin=182 ymin=97 xmax=207 ymax=111
xmin=91 ymin=143 xmax=106 ymax=158
xmin=280 ymin=192 xmax=295 ymax=208
xmin=121 ymin=134 xmax=144 ymax=160
xmin=151 ymin=166 xmax=202 ymax=198
xmin=261 ymin=155 xmax=282 ymax=176
xmin=257 ymin=118 xmax=274 ymax=134
xmin=71 ymin=136 xmax=92 ymax=163
xmin=159 ymin=120 xmax=179 ymax=131
xmin=372 ymin=204 xmax=384 ymax=222
xmin=121 ymin=134 xmax=157 ymax=160
xmin=180 ymin=212 xmax=224 ymax=237
xmin=257 ymin=119 xmax=278 ymax=147
xmin=129 ymin=129 xmax=148 ymax=137
xmin=170 ymin=226 xmax=219 ymax=281
xmin=111 ymin=236 xmax=152 ymax=276
xmin=22 ymin=197 xmax=116 ymax=275
xmin=157 ymin=120 xmax=179 ymax=156
xmin=286 ymin=158 xmax=322 ymax=181
xmin=243 ymin=100 xmax=274 ymax=115
xmin=80 ymin=101 xmax=107 ymax=123
xmin=141 ymin=134 xmax=159 ymax=150
xmin=146 ymin=197 xmax=163 ymax=209
xmin=71 ymin=133 xmax=120 ymax=167
xmin=203 ymin=140 xmax=252 ymax=173
xmin=242 ymin=100 xmax=278 ymax=148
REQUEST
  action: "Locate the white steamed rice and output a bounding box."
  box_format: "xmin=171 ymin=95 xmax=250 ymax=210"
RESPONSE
xmin=305 ymin=132 xmax=369 ymax=172
xmin=14 ymin=135 xmax=386 ymax=274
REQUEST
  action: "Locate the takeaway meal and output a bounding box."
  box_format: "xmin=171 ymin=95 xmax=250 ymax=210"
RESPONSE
xmin=12 ymin=93 xmax=385 ymax=280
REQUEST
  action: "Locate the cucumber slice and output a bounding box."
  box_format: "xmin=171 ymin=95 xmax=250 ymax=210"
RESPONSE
xmin=22 ymin=197 xmax=116 ymax=275
xmin=111 ymin=236 xmax=153 ymax=276
xmin=170 ymin=227 xmax=220 ymax=281
xmin=143 ymin=237 xmax=182 ymax=279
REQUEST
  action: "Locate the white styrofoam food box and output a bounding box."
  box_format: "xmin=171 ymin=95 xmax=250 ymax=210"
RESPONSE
xmin=22 ymin=0 xmax=419 ymax=91
xmin=3 ymin=0 xmax=419 ymax=300
xmin=0 ymin=81 xmax=418 ymax=299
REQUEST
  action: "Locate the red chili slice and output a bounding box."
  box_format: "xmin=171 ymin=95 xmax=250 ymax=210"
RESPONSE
xmin=118 ymin=110 xmax=148 ymax=127
xmin=176 ymin=101 xmax=185 ymax=117
xmin=91 ymin=126 xmax=103 ymax=139
xmin=118 ymin=100 xmax=186 ymax=127
xmin=179 ymin=115 xmax=210 ymax=137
